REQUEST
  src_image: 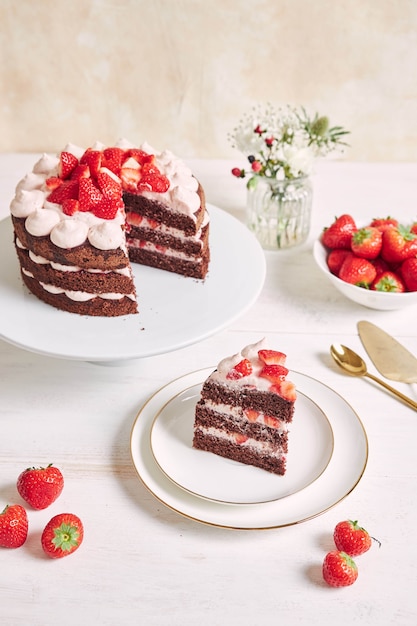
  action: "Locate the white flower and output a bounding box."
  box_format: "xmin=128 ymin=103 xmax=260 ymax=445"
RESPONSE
xmin=231 ymin=125 xmax=264 ymax=155
xmin=283 ymin=146 xmax=314 ymax=177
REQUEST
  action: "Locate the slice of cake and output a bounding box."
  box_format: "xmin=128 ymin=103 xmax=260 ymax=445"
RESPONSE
xmin=9 ymin=139 xmax=209 ymax=317
xmin=193 ymin=339 xmax=296 ymax=475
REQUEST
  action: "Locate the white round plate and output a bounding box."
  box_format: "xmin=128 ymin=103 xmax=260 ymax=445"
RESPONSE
xmin=0 ymin=205 xmax=266 ymax=362
xmin=130 ymin=369 xmax=369 ymax=529
xmin=150 ymin=385 xmax=334 ymax=504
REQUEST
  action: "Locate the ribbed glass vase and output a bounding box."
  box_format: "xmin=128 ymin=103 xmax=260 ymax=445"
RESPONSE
xmin=246 ymin=176 xmax=313 ymax=250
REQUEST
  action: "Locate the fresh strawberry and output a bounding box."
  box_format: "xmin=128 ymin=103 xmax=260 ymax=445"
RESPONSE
xmin=147 ymin=218 xmax=160 ymax=229
xmin=102 ymin=147 xmax=125 ymax=175
xmin=226 ymin=358 xmax=253 ymax=380
xmin=80 ymin=149 xmax=102 ymax=178
xmin=0 ymin=504 xmax=28 ymax=548
xmin=259 ymin=364 xmax=289 ymax=383
xmin=139 ymin=174 xmax=170 ymax=193
xmin=369 ymin=216 xmax=399 ymax=232
xmin=78 ymin=178 xmax=103 ymax=212
xmin=370 ymin=256 xmax=390 ymax=279
xmin=58 ymin=151 xmax=79 ymax=179
xmin=381 ymin=225 xmax=417 ymax=263
xmin=327 ymin=249 xmax=352 ymax=275
xmin=92 ymin=196 xmax=121 ymax=220
xmin=47 ymin=180 xmax=79 ymax=204
xmin=338 ymin=255 xmax=376 ymax=287
xmin=401 ymin=257 xmax=417 ymax=291
xmin=41 ymin=513 xmax=83 ymax=559
xmin=45 ymin=176 xmax=63 ymax=191
xmin=351 ymin=226 xmax=382 ymax=260
xmin=321 ymin=214 xmax=357 ymax=250
xmin=127 ymin=148 xmax=153 ymax=165
xmin=333 ymin=519 xmax=373 ymax=556
xmin=96 ymin=170 xmax=123 ymax=200
xmin=62 ymin=198 xmax=80 ymax=216
xmin=322 ymin=551 xmax=358 ymax=587
xmin=234 ymin=433 xmax=248 ymax=445
xmin=258 ymin=349 xmax=286 ymax=365
xmin=411 ymin=222 xmax=417 ymax=236
xmin=120 ymin=167 xmax=141 ymax=191
xmin=371 ymin=270 xmax=405 ymax=293
xmin=17 ymin=464 xmax=64 ymax=510
xmin=70 ymin=163 xmax=91 ymax=181
xmin=141 ymin=161 xmax=161 ymax=176
xmin=270 ymin=380 xmax=296 ymax=402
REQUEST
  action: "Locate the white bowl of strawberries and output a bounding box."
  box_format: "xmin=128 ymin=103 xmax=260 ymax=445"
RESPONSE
xmin=313 ymin=214 xmax=417 ymax=310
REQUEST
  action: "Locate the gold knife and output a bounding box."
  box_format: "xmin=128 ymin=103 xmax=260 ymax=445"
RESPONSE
xmin=357 ymin=321 xmax=417 ymax=383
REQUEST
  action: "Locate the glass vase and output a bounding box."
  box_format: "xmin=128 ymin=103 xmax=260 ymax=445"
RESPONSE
xmin=246 ymin=176 xmax=313 ymax=250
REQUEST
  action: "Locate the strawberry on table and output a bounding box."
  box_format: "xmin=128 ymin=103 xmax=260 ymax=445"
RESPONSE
xmin=0 ymin=504 xmax=28 ymax=548
xmin=17 ymin=464 xmax=64 ymax=510
xmin=351 ymin=226 xmax=382 ymax=260
xmin=338 ymin=255 xmax=377 ymax=287
xmin=371 ymin=270 xmax=405 ymax=293
xmin=322 ymin=550 xmax=358 ymax=587
xmin=321 ymin=214 xmax=357 ymax=250
xmin=333 ymin=519 xmax=373 ymax=556
xmin=41 ymin=513 xmax=83 ymax=559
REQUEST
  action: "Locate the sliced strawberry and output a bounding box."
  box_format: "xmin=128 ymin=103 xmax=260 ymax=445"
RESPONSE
xmin=80 ymin=149 xmax=102 ymax=179
xmin=234 ymin=433 xmax=248 ymax=445
xmin=47 ymin=180 xmax=79 ymax=204
xmin=96 ymin=170 xmax=123 ymax=200
xmin=140 ymin=173 xmax=170 ymax=193
xmin=127 ymin=149 xmax=154 ymax=165
xmin=59 ymin=151 xmax=79 ymax=179
xmin=45 ymin=176 xmax=63 ymax=191
xmin=226 ymin=358 xmax=253 ymax=380
xmin=258 ymin=349 xmax=286 ymax=366
xmin=147 ymin=218 xmax=160 ymax=229
xmin=264 ymin=415 xmax=282 ymax=428
xmin=259 ymin=364 xmax=289 ymax=383
xmin=78 ymin=178 xmax=103 ymax=212
xmin=270 ymin=381 xmax=297 ymax=402
xmin=102 ymin=147 xmax=125 ymax=175
xmin=120 ymin=167 xmax=141 ymax=191
xmin=128 ymin=213 xmax=144 ymax=227
xmin=141 ymin=162 xmax=161 ymax=176
xmin=62 ymin=198 xmax=80 ymax=216
xmin=245 ymin=409 xmax=259 ymax=422
xmin=92 ymin=196 xmax=120 ymax=220
xmin=70 ymin=163 xmax=91 ymax=181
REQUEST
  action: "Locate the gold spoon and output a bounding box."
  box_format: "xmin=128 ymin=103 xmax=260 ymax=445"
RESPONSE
xmin=330 ymin=343 xmax=417 ymax=412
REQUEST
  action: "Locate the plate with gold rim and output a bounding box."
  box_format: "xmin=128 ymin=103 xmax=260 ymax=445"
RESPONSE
xmin=130 ymin=368 xmax=369 ymax=529
xmin=149 ymin=383 xmax=334 ymax=504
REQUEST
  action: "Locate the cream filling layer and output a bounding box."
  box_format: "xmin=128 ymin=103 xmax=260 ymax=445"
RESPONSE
xmin=195 ymin=426 xmax=286 ymax=457
xmin=203 ymin=400 xmax=287 ymax=432
xmin=22 ymin=268 xmax=135 ymax=302
xmin=16 ymin=238 xmax=131 ymax=277
xmin=126 ymin=237 xmax=203 ymax=263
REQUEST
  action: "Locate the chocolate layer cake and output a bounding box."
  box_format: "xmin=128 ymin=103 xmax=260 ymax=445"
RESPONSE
xmin=193 ymin=339 xmax=296 ymax=475
xmin=9 ymin=140 xmax=210 ymax=316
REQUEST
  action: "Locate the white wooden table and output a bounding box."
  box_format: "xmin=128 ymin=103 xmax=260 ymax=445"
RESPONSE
xmin=1 ymin=155 xmax=416 ymax=625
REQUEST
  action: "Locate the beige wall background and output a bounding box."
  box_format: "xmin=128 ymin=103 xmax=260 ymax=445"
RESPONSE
xmin=0 ymin=0 xmax=416 ymax=161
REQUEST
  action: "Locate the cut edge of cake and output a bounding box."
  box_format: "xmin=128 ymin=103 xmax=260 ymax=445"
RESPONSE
xmin=193 ymin=338 xmax=297 ymax=476
xmin=9 ymin=138 xmax=210 ymax=317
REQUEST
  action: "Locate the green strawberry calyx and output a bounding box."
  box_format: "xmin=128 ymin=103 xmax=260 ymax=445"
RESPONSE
xmin=53 ymin=522 xmax=80 ymax=551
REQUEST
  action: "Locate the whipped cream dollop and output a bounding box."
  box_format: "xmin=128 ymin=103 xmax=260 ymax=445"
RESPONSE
xmin=10 ymin=139 xmax=203 ymax=251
